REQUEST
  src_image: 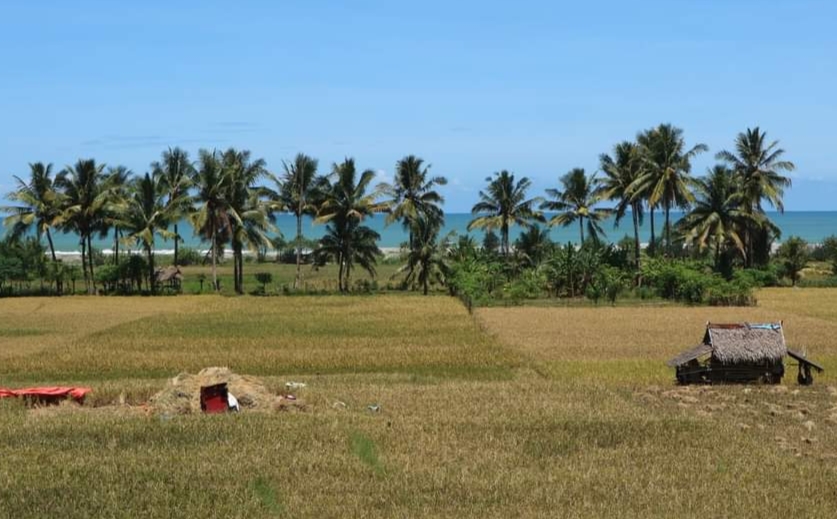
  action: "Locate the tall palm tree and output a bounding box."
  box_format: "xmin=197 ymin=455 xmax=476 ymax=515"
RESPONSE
xmin=120 ymin=173 xmax=175 ymax=294
xmin=189 ymin=150 xmax=231 ymax=292
xmin=541 ymin=168 xmax=610 ymax=244
xmin=2 ymin=162 xmax=63 ymax=262
xmin=716 ymin=127 xmax=794 ymax=267
xmin=314 ymin=158 xmax=387 ymax=292
xmin=385 ymin=155 xmax=447 ymax=251
xmin=221 ymin=148 xmax=272 ymax=294
xmin=279 ymin=153 xmax=320 ymax=289
xmin=152 ymin=147 xmax=195 ymax=267
xmin=102 ymin=165 xmax=133 ymax=266
xmin=599 ymin=142 xmax=645 ymax=272
xmin=55 ymin=158 xmax=109 ymax=293
xmin=468 ymin=170 xmax=542 ymax=256
xmin=635 ymin=124 xmax=708 ymax=255
xmin=678 ymin=165 xmax=752 ymax=268
xmin=396 ymin=215 xmax=449 ymax=295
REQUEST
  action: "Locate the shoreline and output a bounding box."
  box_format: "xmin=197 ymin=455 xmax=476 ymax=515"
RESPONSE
xmin=48 ymin=247 xmax=405 ymax=262
xmin=45 ymin=241 xmax=811 ymax=262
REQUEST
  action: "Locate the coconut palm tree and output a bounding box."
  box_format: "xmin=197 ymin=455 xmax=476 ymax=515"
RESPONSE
xmin=635 ymin=124 xmax=708 ymax=255
xmin=396 ymin=215 xmax=449 ymax=295
xmin=385 ymin=155 xmax=447 ymax=251
xmin=220 ymin=148 xmax=272 ymax=294
xmin=314 ymin=158 xmax=387 ymax=292
xmin=120 ymin=173 xmax=176 ymax=294
xmin=152 ymin=147 xmax=195 ymax=267
xmin=55 ymin=158 xmax=110 ymax=293
xmin=278 ymin=153 xmax=321 ymax=289
xmin=189 ymin=150 xmax=231 ymax=292
xmin=2 ymin=162 xmax=63 ymax=262
xmin=678 ymin=165 xmax=752 ymax=268
xmin=599 ymin=142 xmax=644 ymax=271
xmin=468 ymin=170 xmax=542 ymax=256
xmin=101 ymin=165 xmax=133 ymax=266
xmin=542 ymin=168 xmax=611 ymax=245
xmin=716 ymin=127 xmax=794 ymax=267
xmin=513 ymin=224 xmax=552 ymax=268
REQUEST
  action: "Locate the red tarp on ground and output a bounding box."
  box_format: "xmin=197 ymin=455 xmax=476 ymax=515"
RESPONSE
xmin=0 ymin=387 xmax=91 ymax=403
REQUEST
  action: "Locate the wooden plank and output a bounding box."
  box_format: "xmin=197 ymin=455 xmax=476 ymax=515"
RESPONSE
xmin=787 ymin=349 xmax=824 ymax=372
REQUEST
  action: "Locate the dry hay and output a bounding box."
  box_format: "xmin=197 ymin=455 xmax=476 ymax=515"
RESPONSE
xmin=635 ymin=383 xmax=837 ymax=461
xmin=149 ymin=367 xmax=300 ymax=414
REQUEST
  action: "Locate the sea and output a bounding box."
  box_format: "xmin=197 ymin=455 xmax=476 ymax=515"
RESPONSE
xmin=24 ymin=211 xmax=837 ymax=255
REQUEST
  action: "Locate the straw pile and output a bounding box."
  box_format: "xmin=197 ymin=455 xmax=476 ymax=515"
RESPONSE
xmin=149 ymin=367 xmax=284 ymax=414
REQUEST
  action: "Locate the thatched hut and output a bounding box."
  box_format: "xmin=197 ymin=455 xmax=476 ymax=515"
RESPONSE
xmin=154 ymin=266 xmax=183 ymax=291
xmin=667 ymin=322 xmax=823 ymax=385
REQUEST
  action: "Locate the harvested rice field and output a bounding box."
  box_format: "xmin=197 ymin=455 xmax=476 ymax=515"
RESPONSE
xmin=1 ymin=289 xmax=837 ymax=517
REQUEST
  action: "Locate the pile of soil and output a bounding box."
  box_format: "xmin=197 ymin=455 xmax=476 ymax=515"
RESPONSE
xmin=149 ymin=367 xmax=293 ymax=414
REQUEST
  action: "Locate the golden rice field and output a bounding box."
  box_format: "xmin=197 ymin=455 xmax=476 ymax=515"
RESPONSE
xmin=1 ymin=289 xmax=837 ymax=518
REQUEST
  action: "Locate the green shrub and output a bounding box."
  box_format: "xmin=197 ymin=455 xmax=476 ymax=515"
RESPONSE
xmin=642 ymin=259 xmax=754 ymax=306
xmin=177 ymin=247 xmax=203 ymax=266
xmin=254 ymin=272 xmax=273 ymax=293
xmin=705 ymin=279 xmax=756 ymax=306
xmin=733 ymin=267 xmax=779 ymax=288
xmin=504 ymin=268 xmax=545 ymax=303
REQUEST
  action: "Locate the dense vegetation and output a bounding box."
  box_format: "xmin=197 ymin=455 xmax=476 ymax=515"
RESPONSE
xmin=2 ymin=124 xmax=834 ymax=302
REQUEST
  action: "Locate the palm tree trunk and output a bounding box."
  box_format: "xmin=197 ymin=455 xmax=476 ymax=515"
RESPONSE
xmin=113 ymin=227 xmax=120 ymax=265
xmin=80 ymin=237 xmax=89 ymax=294
xmin=502 ymin=222 xmax=509 ymax=256
xmin=744 ymin=213 xmax=753 ymax=268
xmin=664 ymin=204 xmax=671 ymax=257
xmin=87 ymin=234 xmax=96 ymax=294
xmin=649 ymin=206 xmax=656 ymax=255
xmin=211 ymin=226 xmax=219 ymax=292
xmin=46 ymin=228 xmax=57 ymax=262
xmin=579 ymin=218 xmax=585 ymax=245
xmin=295 ymin=212 xmax=303 ymax=289
xmin=337 ymin=251 xmax=345 ymax=293
xmin=344 ymin=244 xmax=352 ymax=292
xmin=173 ymin=223 xmax=179 ymax=267
xmin=148 ymin=244 xmax=156 ymax=295
xmin=632 ymin=203 xmax=641 ymax=283
xmin=236 ymin=244 xmax=244 ymax=295
xmin=232 ymin=243 xmax=239 ymax=294
xmin=423 ymin=272 xmax=429 ymax=296
xmin=45 ymin=229 xmax=61 ymax=294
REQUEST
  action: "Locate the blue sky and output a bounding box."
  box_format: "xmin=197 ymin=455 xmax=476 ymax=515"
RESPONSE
xmin=1 ymin=1 xmax=835 ymax=212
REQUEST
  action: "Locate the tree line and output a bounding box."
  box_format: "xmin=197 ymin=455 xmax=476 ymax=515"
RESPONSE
xmin=1 ymin=124 xmax=801 ymax=299
xmin=468 ymin=125 xmax=794 ymax=271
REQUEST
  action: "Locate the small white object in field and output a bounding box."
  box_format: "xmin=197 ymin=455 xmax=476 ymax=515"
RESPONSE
xmin=228 ymin=393 xmax=240 ymax=412
xmin=285 ymin=382 xmax=307 ymax=390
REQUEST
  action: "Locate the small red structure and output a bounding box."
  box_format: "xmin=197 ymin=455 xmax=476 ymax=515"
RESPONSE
xmin=199 ymin=383 xmax=230 ymax=413
xmin=0 ymin=386 xmax=91 ymax=405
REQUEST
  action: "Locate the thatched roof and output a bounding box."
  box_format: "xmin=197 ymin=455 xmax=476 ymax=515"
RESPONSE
xmin=666 ymin=343 xmax=712 ymax=367
xmin=705 ymin=323 xmax=786 ymax=364
xmin=668 ymin=322 xmax=788 ymax=367
xmin=154 ymin=266 xmax=183 ymax=283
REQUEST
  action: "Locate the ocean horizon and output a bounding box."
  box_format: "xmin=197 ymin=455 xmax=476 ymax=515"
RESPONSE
xmin=6 ymin=211 xmax=835 ymax=255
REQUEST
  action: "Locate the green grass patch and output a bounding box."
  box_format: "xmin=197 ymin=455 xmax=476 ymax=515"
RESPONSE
xmin=349 ymin=430 xmax=385 ymax=476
